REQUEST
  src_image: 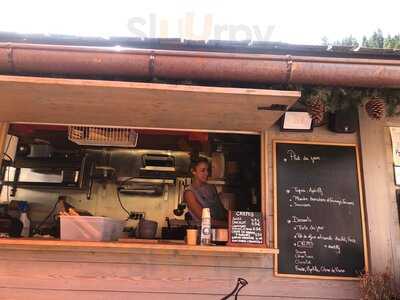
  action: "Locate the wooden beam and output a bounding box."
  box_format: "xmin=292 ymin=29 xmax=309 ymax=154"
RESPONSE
xmin=0 ymin=75 xmax=300 ymax=132
xmin=261 ymin=130 xmax=269 ymax=247
xmin=0 ymin=238 xmax=279 ymax=256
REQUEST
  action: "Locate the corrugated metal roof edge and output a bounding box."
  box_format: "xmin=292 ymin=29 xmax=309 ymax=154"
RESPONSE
xmin=0 ymin=31 xmax=399 ymax=60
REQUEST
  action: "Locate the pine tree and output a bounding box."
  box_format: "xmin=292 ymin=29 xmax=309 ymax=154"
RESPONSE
xmin=362 ymin=29 xmax=385 ymax=48
xmin=384 ymin=34 xmax=400 ymax=49
xmin=323 ymin=29 xmax=400 ymax=50
xmin=334 ymin=36 xmax=359 ymax=47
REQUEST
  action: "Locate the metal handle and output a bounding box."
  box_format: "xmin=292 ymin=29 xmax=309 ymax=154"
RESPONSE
xmin=220 ymin=278 xmax=248 ymax=300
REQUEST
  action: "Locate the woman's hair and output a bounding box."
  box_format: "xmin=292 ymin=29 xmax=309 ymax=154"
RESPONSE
xmin=190 ymin=157 xmax=209 ymax=172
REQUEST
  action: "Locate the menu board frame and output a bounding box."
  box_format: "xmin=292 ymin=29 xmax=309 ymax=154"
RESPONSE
xmin=273 ymin=140 xmax=369 ymax=280
xmin=228 ymin=210 xmax=266 ymax=247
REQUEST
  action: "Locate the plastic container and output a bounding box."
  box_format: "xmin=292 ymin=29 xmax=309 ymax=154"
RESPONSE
xmin=18 ymin=202 xmax=30 ymax=238
xmin=136 ymin=218 xmax=158 ymax=239
xmin=109 ymin=218 xmax=126 ymax=241
xmin=20 ymin=212 xmax=30 ymax=238
xmin=60 ymin=216 xmax=125 ymax=241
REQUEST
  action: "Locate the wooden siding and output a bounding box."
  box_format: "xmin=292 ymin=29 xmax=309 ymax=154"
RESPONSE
xmin=0 ymin=125 xmax=362 ymax=299
xmin=0 ymin=122 xmax=9 ymax=167
xmin=359 ymin=109 xmax=400 ymax=289
xmin=0 ymin=249 xmax=360 ymax=299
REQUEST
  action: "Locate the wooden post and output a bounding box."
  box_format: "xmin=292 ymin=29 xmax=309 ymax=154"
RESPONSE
xmin=261 ymin=130 xmax=268 ymax=247
xmin=0 ymin=122 xmax=9 ymax=167
xmin=358 ymin=108 xmax=400 ymax=282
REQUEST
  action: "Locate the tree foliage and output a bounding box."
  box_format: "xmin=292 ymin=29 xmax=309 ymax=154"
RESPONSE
xmin=322 ymin=29 xmax=400 ymax=49
xmin=317 ymin=30 xmax=400 ymax=117
xmin=299 ymin=86 xmax=400 ymax=117
xmin=384 ymin=34 xmax=400 ymax=49
xmin=362 ymin=29 xmax=385 ymax=48
xmin=335 ymin=35 xmax=359 ymax=47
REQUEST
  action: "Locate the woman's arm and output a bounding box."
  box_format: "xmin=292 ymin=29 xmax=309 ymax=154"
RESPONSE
xmin=184 ymin=190 xmax=228 ymax=228
xmin=183 ymin=190 xmax=203 ymax=221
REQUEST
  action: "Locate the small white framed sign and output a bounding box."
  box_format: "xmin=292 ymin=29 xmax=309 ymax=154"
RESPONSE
xmin=280 ymin=111 xmax=313 ymax=131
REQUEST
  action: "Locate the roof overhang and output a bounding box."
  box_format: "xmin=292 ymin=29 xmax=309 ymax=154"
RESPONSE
xmin=0 ymin=75 xmax=300 ymax=133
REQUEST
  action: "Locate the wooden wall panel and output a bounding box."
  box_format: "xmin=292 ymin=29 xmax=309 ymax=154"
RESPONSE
xmin=363 ymin=114 xmax=400 ymax=288
xmin=358 ymin=109 xmax=398 ymax=282
xmin=0 ymin=124 xmax=362 ymax=299
xmin=0 ymin=122 xmax=9 ymax=166
xmin=0 ymin=288 xmax=315 ymax=300
xmin=382 ymin=126 xmax=400 ymax=287
xmin=0 ymin=258 xmax=360 ymax=299
xmin=0 ymin=249 xmax=273 ymax=269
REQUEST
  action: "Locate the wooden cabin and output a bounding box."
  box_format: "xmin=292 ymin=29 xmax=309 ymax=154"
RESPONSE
xmin=0 ymin=34 xmax=399 ymax=299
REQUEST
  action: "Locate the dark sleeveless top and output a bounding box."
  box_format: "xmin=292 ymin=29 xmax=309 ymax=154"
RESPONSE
xmin=185 ymin=183 xmax=227 ymax=222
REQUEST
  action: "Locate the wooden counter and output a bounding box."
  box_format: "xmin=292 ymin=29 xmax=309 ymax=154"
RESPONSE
xmin=0 ymin=238 xmax=279 ymax=256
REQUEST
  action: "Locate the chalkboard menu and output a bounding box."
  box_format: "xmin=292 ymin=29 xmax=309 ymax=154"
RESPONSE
xmin=228 ymin=211 xmax=264 ymax=246
xmin=274 ymin=141 xmax=368 ymax=279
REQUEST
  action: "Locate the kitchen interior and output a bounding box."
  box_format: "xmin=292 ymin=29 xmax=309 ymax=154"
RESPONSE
xmin=0 ymin=124 xmax=261 ymax=245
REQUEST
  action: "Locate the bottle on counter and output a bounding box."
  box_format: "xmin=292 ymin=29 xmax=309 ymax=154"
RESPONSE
xmin=18 ymin=202 xmax=30 ymax=238
xmin=200 ymin=207 xmax=211 ymax=245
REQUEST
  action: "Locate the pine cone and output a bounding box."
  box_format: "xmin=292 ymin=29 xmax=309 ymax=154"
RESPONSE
xmin=307 ymin=96 xmax=326 ymax=125
xmin=365 ymin=98 xmax=385 ymax=120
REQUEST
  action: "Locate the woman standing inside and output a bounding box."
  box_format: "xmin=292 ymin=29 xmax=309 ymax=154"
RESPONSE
xmin=183 ymin=157 xmax=227 ymax=228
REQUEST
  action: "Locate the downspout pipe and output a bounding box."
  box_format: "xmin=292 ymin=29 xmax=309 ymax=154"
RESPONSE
xmin=0 ymin=42 xmax=399 ymax=88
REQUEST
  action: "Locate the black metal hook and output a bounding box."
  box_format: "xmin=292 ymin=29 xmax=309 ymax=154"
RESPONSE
xmin=220 ymin=278 xmax=248 ymax=300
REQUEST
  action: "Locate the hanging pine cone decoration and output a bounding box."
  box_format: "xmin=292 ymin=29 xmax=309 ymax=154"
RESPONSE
xmin=365 ymin=98 xmax=386 ymax=120
xmin=306 ymin=96 xmax=326 ymax=126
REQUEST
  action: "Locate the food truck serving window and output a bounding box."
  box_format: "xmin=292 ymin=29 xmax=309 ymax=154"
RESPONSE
xmin=0 ymin=124 xmax=276 ymax=255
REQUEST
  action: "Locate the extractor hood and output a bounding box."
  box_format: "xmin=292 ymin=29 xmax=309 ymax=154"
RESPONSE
xmin=88 ymin=149 xmax=191 ymax=183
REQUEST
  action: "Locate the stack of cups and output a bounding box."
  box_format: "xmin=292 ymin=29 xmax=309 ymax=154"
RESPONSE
xmin=200 ymin=208 xmax=211 ymax=245
xmin=186 ymin=208 xmax=212 ymax=246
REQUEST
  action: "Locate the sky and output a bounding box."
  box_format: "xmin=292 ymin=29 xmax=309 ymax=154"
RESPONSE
xmin=1 ymin=0 xmax=399 ymax=45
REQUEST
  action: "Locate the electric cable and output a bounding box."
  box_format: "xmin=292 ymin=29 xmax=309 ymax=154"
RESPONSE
xmin=116 ymin=177 xmax=136 ymax=218
xmin=116 ymin=186 xmax=131 ymax=219
xmin=35 ymin=198 xmax=59 ymax=232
